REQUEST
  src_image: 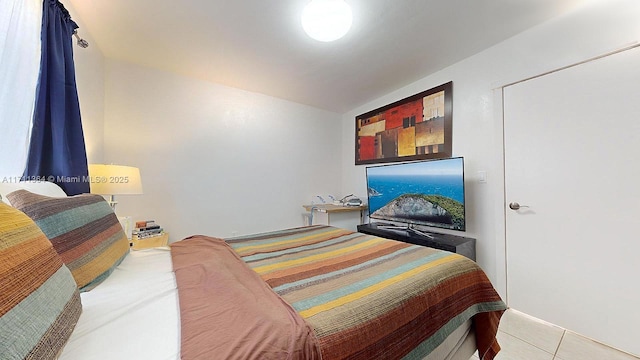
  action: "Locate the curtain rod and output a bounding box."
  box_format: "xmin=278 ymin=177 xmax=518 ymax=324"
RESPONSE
xmin=72 ymin=30 xmax=89 ymax=48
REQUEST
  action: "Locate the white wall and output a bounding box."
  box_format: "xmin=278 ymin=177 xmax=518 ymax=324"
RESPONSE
xmin=104 ymin=60 xmax=343 ymax=241
xmin=340 ymin=0 xmax=640 ymax=298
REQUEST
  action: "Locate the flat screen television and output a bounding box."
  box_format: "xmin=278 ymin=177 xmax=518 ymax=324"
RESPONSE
xmin=365 ymin=157 xmax=465 ymax=233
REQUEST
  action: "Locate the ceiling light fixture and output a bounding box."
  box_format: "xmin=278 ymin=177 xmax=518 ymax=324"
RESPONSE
xmin=301 ymin=0 xmax=353 ymax=42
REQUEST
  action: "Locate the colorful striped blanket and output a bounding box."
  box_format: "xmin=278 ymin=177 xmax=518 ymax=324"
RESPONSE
xmin=227 ymin=225 xmax=506 ymax=360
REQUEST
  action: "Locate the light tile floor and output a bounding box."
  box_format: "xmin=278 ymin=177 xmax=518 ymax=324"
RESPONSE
xmin=470 ymin=309 xmax=639 ymax=360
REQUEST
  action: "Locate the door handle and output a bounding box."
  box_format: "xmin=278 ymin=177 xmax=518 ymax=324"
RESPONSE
xmin=509 ymin=202 xmax=529 ymax=210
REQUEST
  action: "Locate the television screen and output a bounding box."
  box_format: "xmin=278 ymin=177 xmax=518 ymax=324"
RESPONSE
xmin=365 ymin=157 xmax=465 ymax=231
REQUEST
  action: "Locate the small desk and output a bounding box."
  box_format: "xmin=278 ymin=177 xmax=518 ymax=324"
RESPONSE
xmin=302 ymin=204 xmax=368 ymax=225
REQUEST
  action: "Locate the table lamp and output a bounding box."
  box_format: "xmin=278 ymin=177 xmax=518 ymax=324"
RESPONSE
xmin=88 ymin=164 xmax=143 ymax=211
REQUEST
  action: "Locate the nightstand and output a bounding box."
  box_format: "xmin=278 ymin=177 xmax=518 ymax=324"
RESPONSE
xmin=130 ymin=232 xmax=169 ymax=250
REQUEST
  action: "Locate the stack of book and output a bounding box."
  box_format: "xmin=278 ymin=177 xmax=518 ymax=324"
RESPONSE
xmin=133 ymin=220 xmax=163 ymax=239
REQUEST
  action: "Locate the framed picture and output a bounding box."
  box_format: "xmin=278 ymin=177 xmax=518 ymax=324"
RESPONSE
xmin=355 ymin=81 xmax=452 ymax=165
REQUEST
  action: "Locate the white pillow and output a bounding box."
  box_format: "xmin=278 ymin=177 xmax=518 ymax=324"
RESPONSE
xmin=0 ymin=181 xmax=67 ymax=205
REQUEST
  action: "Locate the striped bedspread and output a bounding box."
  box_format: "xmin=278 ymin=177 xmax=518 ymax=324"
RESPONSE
xmin=228 ymin=225 xmax=506 ymax=360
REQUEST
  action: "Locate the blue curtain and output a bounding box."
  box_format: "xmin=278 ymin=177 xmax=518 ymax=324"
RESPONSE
xmin=23 ymin=0 xmax=89 ymax=195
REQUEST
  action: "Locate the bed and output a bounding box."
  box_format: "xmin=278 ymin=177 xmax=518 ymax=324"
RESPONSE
xmin=0 ymin=183 xmax=505 ymax=360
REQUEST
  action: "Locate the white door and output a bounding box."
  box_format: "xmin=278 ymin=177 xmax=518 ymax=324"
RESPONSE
xmin=504 ymin=46 xmax=640 ymax=356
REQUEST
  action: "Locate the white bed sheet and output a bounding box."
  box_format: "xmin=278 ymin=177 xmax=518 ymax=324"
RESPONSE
xmin=59 ymin=248 xmax=180 ymax=360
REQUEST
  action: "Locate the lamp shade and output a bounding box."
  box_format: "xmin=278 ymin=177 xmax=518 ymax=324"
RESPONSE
xmin=88 ymin=164 xmax=143 ymax=195
xmin=301 ymin=0 xmax=352 ymax=42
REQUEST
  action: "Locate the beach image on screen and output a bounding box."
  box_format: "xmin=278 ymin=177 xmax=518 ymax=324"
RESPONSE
xmin=366 ymin=158 xmax=465 ymax=230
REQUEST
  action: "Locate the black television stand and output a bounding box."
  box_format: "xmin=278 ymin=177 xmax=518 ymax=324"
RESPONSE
xmin=357 ymin=223 xmax=476 ymax=261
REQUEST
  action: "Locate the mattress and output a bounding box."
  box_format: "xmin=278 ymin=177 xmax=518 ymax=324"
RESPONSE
xmin=57 ymin=247 xmax=478 ymax=360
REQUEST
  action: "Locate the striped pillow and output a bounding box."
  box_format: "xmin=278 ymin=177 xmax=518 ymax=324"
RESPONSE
xmin=7 ymin=190 xmax=130 ymax=292
xmin=0 ymin=202 xmax=82 ymax=360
